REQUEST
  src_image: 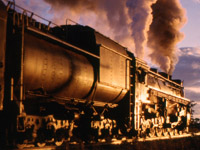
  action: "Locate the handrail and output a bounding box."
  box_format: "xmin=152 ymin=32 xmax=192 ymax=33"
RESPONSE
xmin=5 ymin=0 xmax=79 ymax=29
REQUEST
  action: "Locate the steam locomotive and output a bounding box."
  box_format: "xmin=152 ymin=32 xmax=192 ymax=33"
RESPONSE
xmin=0 ymin=1 xmax=191 ymax=148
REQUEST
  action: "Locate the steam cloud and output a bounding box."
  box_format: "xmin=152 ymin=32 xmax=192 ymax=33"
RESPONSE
xmin=127 ymin=0 xmax=157 ymax=59
xmin=44 ymin=0 xmax=135 ymax=51
xmin=147 ymin=0 xmax=187 ymax=74
xmin=43 ymin=0 xmax=186 ymax=74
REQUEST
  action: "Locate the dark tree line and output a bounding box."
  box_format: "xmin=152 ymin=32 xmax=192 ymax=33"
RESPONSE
xmin=189 ymin=101 xmax=200 ymax=132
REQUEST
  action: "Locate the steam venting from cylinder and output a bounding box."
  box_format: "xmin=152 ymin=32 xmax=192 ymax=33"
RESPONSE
xmin=40 ymin=0 xmax=186 ymax=74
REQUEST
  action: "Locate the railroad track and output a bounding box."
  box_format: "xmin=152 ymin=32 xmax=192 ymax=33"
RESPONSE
xmin=11 ymin=132 xmax=200 ymax=150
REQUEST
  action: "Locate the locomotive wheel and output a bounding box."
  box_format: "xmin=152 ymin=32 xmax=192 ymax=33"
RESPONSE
xmin=36 ymin=129 xmax=46 ymax=147
xmin=16 ymin=133 xmax=27 ymax=149
xmin=55 ymin=129 xmax=65 ymax=146
xmin=179 ymin=130 xmax=183 ymax=135
xmin=55 ymin=139 xmax=64 ymax=146
xmin=174 ymin=129 xmax=179 ymax=135
xmin=169 ymin=129 xmax=175 ymax=136
xmin=163 ymin=129 xmax=169 ymax=136
xmin=156 ymin=128 xmax=163 ymax=137
xmin=148 ymin=127 xmax=156 ymax=137
xmin=37 ymin=142 xmax=46 ymax=147
xmin=16 ymin=143 xmax=27 ymax=149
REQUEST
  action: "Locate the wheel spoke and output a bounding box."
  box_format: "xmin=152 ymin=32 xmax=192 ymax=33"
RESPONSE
xmin=163 ymin=128 xmax=169 ymax=136
xmin=149 ymin=128 xmax=155 ymax=137
xmin=169 ymin=129 xmax=175 ymax=136
xmin=156 ymin=128 xmax=163 ymax=137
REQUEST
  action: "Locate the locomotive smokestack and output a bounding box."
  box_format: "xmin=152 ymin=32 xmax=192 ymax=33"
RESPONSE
xmin=147 ymin=0 xmax=187 ymax=75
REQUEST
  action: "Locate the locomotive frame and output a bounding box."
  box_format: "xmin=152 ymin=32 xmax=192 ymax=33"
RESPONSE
xmin=0 ymin=1 xmax=191 ymax=149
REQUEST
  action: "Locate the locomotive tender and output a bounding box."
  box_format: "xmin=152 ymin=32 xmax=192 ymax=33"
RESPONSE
xmin=0 ymin=1 xmax=191 ymax=148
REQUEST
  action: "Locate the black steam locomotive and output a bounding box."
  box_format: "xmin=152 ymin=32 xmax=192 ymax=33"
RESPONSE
xmin=0 ymin=1 xmax=191 ymax=148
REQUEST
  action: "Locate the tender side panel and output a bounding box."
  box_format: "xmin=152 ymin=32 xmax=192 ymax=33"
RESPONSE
xmin=95 ymin=32 xmax=128 ymax=56
xmin=93 ymin=46 xmax=128 ymax=103
xmin=0 ymin=1 xmax=7 ymax=110
xmin=99 ymin=46 xmax=126 ymax=88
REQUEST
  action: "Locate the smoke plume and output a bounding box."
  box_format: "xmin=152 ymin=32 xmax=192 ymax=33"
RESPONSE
xmin=40 ymin=0 xmax=186 ymax=74
xmin=127 ymin=0 xmax=157 ymax=58
xmin=147 ymin=0 xmax=187 ymax=74
xmin=44 ymin=0 xmax=135 ymax=51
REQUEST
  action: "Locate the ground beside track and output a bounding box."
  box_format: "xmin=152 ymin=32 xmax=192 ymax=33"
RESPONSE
xmin=11 ymin=132 xmax=200 ymax=150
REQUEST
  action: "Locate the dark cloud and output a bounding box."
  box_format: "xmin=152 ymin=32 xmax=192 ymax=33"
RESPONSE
xmin=173 ymin=47 xmax=200 ymax=86
xmin=185 ymin=91 xmax=200 ymax=101
xmin=173 ymin=47 xmax=200 ymax=117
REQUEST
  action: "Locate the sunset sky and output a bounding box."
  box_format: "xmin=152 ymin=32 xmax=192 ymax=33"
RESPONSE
xmin=174 ymin=0 xmax=200 ymax=118
xmin=178 ymin=0 xmax=200 ymax=48
xmin=3 ymin=0 xmax=200 ymax=118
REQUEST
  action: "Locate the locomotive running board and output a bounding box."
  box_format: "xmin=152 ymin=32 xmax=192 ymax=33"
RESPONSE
xmin=26 ymin=92 xmax=118 ymax=108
